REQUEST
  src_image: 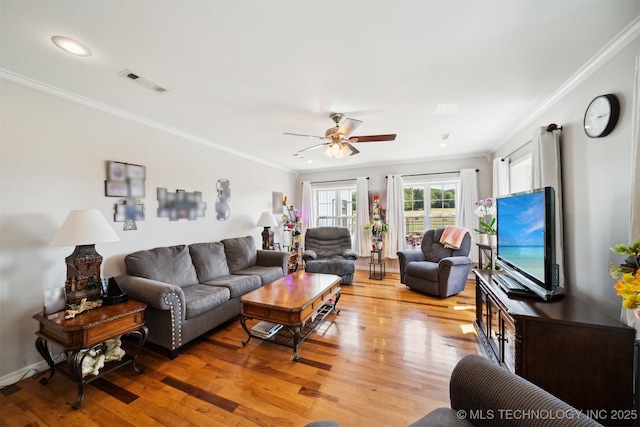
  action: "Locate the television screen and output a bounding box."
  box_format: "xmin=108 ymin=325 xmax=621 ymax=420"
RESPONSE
xmin=496 ymin=187 xmax=561 ymax=300
xmin=497 ymin=191 xmax=546 ymax=283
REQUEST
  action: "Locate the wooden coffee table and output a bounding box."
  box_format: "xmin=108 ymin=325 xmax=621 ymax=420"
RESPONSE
xmin=240 ymin=271 xmax=341 ymax=361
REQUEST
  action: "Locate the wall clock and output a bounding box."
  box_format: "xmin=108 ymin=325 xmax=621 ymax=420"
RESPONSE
xmin=583 ymin=93 xmax=620 ymax=138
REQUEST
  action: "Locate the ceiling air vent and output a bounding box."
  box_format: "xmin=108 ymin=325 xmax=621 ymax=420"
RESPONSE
xmin=119 ymin=69 xmax=167 ymax=93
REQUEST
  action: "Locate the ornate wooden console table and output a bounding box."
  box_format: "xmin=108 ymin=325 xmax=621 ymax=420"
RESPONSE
xmin=33 ymin=299 xmax=148 ymax=409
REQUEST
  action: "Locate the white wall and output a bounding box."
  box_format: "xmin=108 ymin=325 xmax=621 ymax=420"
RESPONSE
xmin=295 ymin=157 xmax=493 ymax=202
xmin=494 ymin=39 xmax=639 ymax=317
xmin=0 ymin=80 xmax=295 ymax=382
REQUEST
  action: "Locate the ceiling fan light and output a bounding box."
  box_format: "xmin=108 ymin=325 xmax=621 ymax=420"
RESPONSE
xmin=324 ymin=142 xmax=346 ymax=159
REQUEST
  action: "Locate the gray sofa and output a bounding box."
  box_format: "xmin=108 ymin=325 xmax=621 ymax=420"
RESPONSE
xmin=306 ymin=354 xmax=601 ymax=427
xmin=117 ymin=236 xmax=289 ymax=359
xmin=410 ymin=354 xmax=601 ymax=426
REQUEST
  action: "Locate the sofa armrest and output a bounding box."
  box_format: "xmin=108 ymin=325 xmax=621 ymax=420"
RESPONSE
xmin=302 ymin=249 xmax=317 ymax=261
xmin=409 ymin=408 xmax=473 ymax=427
xmin=439 ymin=256 xmax=472 ymax=267
xmin=396 ymin=250 xmax=426 ymax=284
xmin=341 ymin=248 xmax=359 ymax=260
xmin=449 ymin=355 xmax=601 ymax=426
xmin=257 ymin=249 xmax=290 ymax=274
xmin=116 ymin=274 xmax=186 ymax=313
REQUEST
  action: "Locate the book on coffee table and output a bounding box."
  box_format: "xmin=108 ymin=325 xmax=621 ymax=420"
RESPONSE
xmin=251 ymin=321 xmax=283 ymax=339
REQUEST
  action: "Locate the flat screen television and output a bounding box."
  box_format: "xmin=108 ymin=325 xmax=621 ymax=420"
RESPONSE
xmin=495 ymin=187 xmax=563 ymax=301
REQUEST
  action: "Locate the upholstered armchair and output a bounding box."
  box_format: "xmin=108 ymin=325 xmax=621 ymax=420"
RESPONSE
xmin=397 ymin=228 xmax=472 ymax=297
xmin=303 ymin=227 xmax=358 ymax=284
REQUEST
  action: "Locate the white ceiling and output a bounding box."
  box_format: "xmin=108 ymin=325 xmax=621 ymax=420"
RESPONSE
xmin=1 ymin=1 xmax=639 ymax=172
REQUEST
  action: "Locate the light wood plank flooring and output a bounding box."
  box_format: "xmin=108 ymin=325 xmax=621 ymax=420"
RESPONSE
xmin=1 ymin=271 xmax=480 ymax=427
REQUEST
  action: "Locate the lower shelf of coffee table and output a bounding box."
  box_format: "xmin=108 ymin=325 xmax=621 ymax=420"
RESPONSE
xmin=242 ymin=303 xmax=338 ymax=360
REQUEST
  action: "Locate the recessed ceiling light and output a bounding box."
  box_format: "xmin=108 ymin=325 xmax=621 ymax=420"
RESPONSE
xmin=438 ymin=143 xmax=447 ymax=148
xmin=51 ymin=36 xmax=92 ymax=57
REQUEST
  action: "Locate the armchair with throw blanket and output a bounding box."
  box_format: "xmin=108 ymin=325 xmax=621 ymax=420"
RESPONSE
xmin=397 ymin=227 xmax=472 ymax=297
xmin=303 ymin=227 xmax=359 ymax=284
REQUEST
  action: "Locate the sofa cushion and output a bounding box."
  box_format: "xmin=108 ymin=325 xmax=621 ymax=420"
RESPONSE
xmin=189 ymin=242 xmax=230 ymax=282
xmin=182 ymin=284 xmax=230 ymax=319
xmin=305 ymin=257 xmax=355 ymax=276
xmin=203 ymin=274 xmax=262 ymax=298
xmin=125 ymin=245 xmax=198 ymax=287
xmin=234 ymin=265 xmax=284 ymax=286
xmin=405 ymin=260 xmax=439 ymax=282
xmin=221 ymin=236 xmax=257 ymax=273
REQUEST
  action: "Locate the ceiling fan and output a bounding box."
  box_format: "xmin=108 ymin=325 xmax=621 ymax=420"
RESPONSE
xmin=284 ymin=113 xmax=396 ymax=159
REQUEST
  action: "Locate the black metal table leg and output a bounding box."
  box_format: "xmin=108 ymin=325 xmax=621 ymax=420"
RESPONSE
xmin=35 ymin=337 xmax=56 ymax=384
xmin=128 ymin=325 xmax=148 ymax=374
xmin=292 ymin=326 xmax=302 ymax=361
xmin=240 ymin=316 xmax=252 ymax=346
xmin=68 ymin=350 xmax=87 ymax=410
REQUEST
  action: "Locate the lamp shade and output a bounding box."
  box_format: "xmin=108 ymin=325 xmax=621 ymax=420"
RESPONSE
xmin=256 ymin=211 xmax=278 ymax=228
xmin=51 ymin=210 xmax=120 ymax=246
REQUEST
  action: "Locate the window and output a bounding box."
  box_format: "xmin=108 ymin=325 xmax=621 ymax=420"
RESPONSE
xmin=403 ymin=179 xmax=457 ymax=243
xmin=509 ymin=154 xmax=532 ymax=194
xmin=313 ymin=185 xmax=357 ymax=234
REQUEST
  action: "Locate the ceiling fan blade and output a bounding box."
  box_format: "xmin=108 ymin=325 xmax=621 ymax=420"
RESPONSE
xmin=297 ymin=143 xmax=327 ymax=153
xmin=349 ymin=134 xmax=397 ymax=143
xmin=337 ymin=118 xmax=362 ymax=137
xmin=283 ymin=132 xmax=327 ymax=140
xmin=345 ymin=142 xmax=360 ymax=156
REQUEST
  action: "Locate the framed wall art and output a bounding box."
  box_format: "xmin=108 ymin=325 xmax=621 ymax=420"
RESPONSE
xmin=107 ymin=161 xmax=127 ymax=181
xmin=105 ymin=181 xmax=129 ymax=197
xmin=104 ymin=160 xmax=147 ymax=198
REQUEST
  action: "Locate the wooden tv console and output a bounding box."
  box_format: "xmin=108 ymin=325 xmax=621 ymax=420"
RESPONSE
xmin=474 ymin=270 xmax=635 ymax=424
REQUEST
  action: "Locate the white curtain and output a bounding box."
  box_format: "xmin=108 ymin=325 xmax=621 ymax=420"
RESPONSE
xmin=355 ymin=177 xmax=370 ymax=256
xmin=631 ymin=54 xmax=640 ymax=240
xmin=457 ymin=168 xmax=479 ymax=263
xmin=384 ymin=174 xmax=405 ymax=259
xmin=531 ymin=126 xmax=564 ymax=286
xmin=493 ymin=157 xmax=510 ymax=198
xmin=300 ymin=181 xmax=313 ymax=242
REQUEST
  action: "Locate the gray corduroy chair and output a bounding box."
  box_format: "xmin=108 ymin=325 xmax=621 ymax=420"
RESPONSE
xmin=397 ymin=228 xmax=472 ymax=297
xmin=302 ymin=227 xmax=358 ymax=284
xmin=304 ymin=355 xmax=601 ymax=427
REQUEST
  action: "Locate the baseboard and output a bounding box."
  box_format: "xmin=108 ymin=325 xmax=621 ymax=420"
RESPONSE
xmin=0 ymin=360 xmax=49 ymax=388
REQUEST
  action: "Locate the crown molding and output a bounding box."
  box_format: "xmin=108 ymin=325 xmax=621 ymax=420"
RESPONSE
xmin=504 ymin=15 xmax=640 ymax=143
xmin=0 ymin=69 xmax=294 ymax=174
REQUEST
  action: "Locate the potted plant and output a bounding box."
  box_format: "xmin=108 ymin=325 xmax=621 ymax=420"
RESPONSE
xmin=365 ymin=196 xmax=388 ymax=251
xmin=473 ymin=198 xmax=497 ymax=245
xmin=610 ymin=237 xmax=640 ymax=334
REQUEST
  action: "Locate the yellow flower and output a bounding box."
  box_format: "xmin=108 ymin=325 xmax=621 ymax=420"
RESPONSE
xmin=615 ymin=270 xmax=640 ymax=309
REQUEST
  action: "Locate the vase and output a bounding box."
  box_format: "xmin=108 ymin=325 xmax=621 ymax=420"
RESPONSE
xmin=622 ymin=307 xmax=640 ymax=339
xmin=376 ymin=241 xmax=383 ymax=250
xmin=477 ymin=234 xmax=488 ymax=245
xmin=488 ymin=234 xmax=497 ymax=247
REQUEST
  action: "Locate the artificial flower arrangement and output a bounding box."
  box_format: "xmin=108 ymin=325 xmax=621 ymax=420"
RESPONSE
xmin=610 ymin=237 xmax=640 ymax=311
xmin=473 ymin=197 xmax=497 ymax=235
xmin=282 ymin=196 xmax=302 ymax=248
xmin=364 ymin=195 xmax=388 ymax=249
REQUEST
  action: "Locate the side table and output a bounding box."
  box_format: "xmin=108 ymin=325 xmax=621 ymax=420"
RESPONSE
xmin=33 ymin=299 xmax=148 ymax=409
xmin=476 ymin=243 xmax=497 ymax=270
xmin=369 ymin=249 xmax=385 ymax=280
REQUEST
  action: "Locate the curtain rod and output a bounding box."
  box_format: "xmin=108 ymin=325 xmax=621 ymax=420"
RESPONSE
xmin=385 ymin=169 xmax=478 ymax=179
xmin=501 ymin=123 xmax=562 ymax=161
xmin=501 ymin=141 xmax=531 ymax=161
xmin=306 ymin=177 xmax=369 ymax=185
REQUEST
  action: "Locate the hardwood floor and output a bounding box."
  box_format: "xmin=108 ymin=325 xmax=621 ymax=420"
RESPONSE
xmin=1 ymin=271 xmax=480 ymax=427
